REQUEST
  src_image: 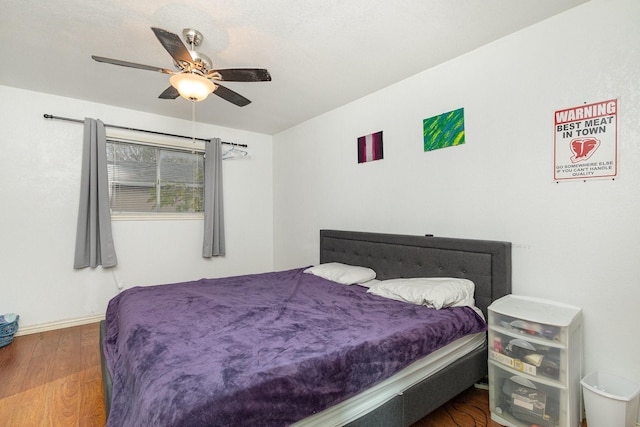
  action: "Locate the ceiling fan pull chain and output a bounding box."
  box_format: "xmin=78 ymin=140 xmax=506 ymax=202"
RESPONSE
xmin=191 ymin=101 xmax=196 ymax=151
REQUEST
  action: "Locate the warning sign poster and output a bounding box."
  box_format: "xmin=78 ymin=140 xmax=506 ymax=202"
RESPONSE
xmin=554 ymin=99 xmax=618 ymax=181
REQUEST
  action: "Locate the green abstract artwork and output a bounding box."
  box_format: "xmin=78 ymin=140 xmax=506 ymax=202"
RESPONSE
xmin=423 ymin=108 xmax=465 ymax=151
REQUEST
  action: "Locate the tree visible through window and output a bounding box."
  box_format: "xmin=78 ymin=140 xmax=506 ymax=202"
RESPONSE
xmin=107 ymin=140 xmax=204 ymax=214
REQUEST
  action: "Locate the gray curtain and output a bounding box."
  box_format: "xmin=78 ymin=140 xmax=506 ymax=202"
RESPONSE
xmin=73 ymin=118 xmax=117 ymax=269
xmin=203 ymin=138 xmax=225 ymax=257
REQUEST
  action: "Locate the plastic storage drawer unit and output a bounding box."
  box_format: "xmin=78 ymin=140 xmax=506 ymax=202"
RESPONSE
xmin=488 ymin=295 xmax=583 ymax=427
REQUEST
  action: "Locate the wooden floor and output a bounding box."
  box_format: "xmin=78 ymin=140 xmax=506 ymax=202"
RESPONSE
xmin=0 ymin=324 xmax=105 ymax=426
xmin=0 ymin=323 xmax=583 ymax=426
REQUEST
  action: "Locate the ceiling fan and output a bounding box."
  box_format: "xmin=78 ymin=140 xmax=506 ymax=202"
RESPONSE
xmin=92 ymin=27 xmax=271 ymax=107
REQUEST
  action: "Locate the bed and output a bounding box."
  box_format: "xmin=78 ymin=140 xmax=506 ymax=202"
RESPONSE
xmin=100 ymin=229 xmax=511 ymax=426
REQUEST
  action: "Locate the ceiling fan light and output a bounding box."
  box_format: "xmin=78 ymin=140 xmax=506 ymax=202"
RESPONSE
xmin=170 ymin=73 xmax=215 ymax=102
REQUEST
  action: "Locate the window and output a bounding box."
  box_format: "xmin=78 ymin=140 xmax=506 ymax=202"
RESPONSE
xmin=107 ymin=140 xmax=204 ymax=216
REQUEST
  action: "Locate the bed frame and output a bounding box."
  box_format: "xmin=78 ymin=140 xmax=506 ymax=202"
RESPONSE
xmin=100 ymin=229 xmax=511 ymax=426
xmin=318 ymin=230 xmax=511 ymax=426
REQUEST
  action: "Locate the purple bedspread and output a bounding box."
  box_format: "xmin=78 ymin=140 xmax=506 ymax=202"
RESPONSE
xmin=104 ymin=267 xmax=486 ymax=426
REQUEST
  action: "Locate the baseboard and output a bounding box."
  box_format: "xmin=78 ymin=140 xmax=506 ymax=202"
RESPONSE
xmin=14 ymin=314 xmax=105 ymax=336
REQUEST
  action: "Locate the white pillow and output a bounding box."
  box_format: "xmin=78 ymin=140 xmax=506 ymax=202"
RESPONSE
xmin=303 ymin=262 xmax=376 ymax=285
xmin=367 ymin=277 xmax=475 ymax=309
xmin=358 ymin=278 xmax=380 ymax=288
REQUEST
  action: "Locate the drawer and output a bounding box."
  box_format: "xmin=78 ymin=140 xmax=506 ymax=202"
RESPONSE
xmin=489 ymin=311 xmax=565 ymax=345
xmin=489 ymin=365 xmax=568 ymax=427
xmin=489 ymin=329 xmax=564 ymax=384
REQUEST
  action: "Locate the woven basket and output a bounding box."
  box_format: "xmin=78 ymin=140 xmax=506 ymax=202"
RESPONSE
xmin=0 ymin=314 xmax=19 ymax=348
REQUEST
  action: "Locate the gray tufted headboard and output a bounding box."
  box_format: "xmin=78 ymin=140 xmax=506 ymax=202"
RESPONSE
xmin=319 ymin=230 xmax=512 ymax=318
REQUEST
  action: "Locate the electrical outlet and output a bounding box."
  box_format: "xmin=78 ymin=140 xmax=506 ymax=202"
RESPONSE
xmin=513 ymin=243 xmax=531 ymax=250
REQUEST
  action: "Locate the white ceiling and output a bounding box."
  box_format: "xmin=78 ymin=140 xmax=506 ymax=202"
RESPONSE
xmin=1 ymin=0 xmax=588 ymax=135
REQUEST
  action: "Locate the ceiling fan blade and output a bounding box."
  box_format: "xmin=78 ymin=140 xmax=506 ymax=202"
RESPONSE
xmin=151 ymin=27 xmax=193 ymax=66
xmin=158 ymin=86 xmax=180 ymax=99
xmin=92 ymin=56 xmax=173 ymax=74
xmin=213 ymin=83 xmax=251 ymax=107
xmin=214 ymin=68 xmax=272 ymax=82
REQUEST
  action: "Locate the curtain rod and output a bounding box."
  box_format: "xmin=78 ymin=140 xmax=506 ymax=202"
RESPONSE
xmin=43 ymin=114 xmax=247 ymax=148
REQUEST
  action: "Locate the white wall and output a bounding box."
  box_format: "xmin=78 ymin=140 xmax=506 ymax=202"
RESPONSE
xmin=273 ymin=0 xmax=640 ymax=400
xmin=0 ymin=86 xmax=273 ymax=327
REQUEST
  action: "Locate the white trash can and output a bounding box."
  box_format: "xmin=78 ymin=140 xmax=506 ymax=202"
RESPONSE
xmin=581 ymin=371 xmax=640 ymax=427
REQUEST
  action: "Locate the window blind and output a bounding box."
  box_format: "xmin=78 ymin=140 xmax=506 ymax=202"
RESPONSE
xmin=107 ymin=140 xmax=204 ymax=214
